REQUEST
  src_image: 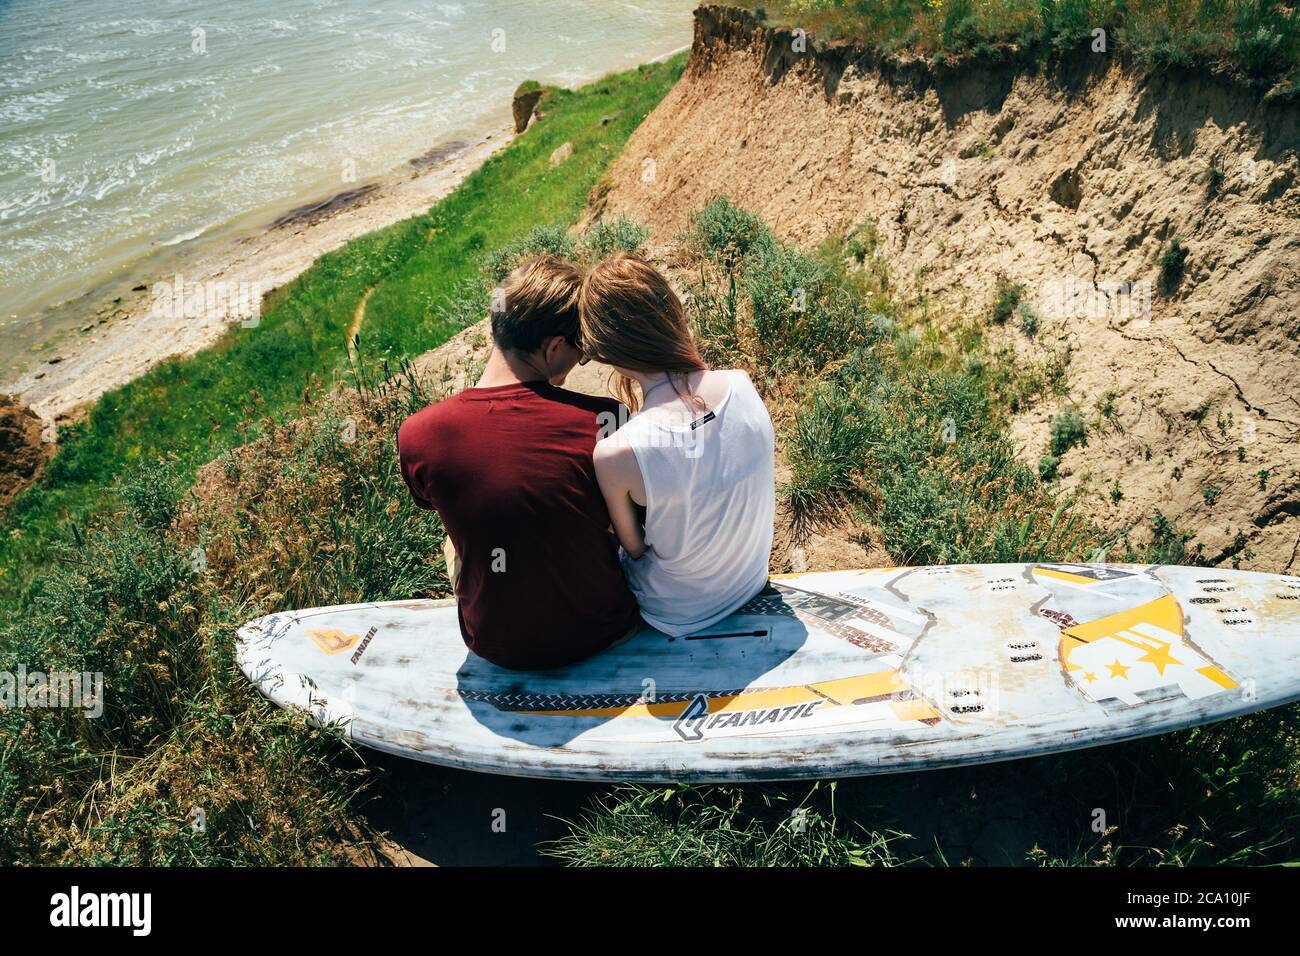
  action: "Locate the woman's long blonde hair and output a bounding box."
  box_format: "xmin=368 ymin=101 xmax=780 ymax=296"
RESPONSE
xmin=577 ymin=253 xmax=708 ymax=413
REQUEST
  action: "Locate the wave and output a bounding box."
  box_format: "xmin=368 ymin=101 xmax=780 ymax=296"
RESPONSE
xmin=156 ymin=225 xmax=211 ymax=247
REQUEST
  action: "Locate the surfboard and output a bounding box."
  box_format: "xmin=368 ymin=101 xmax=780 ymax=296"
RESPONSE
xmin=234 ymin=563 xmax=1300 ymax=782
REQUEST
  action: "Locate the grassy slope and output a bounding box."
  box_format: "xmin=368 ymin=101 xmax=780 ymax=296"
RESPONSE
xmin=0 ymin=56 xmax=686 ymax=605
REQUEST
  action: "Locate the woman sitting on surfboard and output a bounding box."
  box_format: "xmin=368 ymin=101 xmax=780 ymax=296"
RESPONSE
xmin=578 ymin=253 xmax=776 ymax=637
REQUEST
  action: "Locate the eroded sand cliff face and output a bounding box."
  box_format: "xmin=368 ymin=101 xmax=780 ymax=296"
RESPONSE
xmin=588 ymin=5 xmax=1300 ymax=571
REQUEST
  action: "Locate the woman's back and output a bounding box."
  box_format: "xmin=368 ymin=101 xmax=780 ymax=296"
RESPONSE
xmin=616 ymin=369 xmax=775 ymax=636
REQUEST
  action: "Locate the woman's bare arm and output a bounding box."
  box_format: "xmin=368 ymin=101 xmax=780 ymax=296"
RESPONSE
xmin=593 ymin=440 xmax=647 ymax=559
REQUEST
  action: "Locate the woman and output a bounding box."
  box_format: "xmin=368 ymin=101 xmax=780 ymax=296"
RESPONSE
xmin=578 ymin=253 xmax=775 ymax=637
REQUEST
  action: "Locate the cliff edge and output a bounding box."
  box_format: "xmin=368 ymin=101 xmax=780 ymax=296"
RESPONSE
xmin=591 ymin=4 xmax=1300 ymax=571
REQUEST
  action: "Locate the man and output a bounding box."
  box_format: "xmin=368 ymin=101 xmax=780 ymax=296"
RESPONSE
xmin=397 ymin=255 xmax=639 ymax=670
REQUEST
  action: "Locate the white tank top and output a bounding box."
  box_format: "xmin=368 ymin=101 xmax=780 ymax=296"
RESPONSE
xmin=618 ymin=369 xmax=775 ymax=636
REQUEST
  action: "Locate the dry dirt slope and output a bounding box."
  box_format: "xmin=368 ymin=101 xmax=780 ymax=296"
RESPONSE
xmin=589 ymin=4 xmax=1300 ymax=572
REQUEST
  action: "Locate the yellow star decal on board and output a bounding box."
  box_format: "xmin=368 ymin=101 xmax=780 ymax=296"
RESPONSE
xmin=1136 ymin=642 xmax=1182 ymax=675
xmin=1107 ymin=659 xmax=1131 ymax=679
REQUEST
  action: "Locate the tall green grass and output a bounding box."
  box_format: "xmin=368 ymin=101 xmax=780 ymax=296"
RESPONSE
xmin=0 ymin=371 xmax=443 ymax=863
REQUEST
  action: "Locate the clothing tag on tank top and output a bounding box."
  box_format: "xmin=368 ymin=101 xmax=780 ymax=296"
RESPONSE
xmin=690 ymin=410 xmax=716 ymax=431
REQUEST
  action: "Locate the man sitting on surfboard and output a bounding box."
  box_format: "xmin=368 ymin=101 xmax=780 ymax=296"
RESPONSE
xmin=397 ymin=255 xmax=640 ymax=670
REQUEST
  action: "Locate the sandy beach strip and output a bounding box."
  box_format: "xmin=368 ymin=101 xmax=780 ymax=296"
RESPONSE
xmin=6 ymin=124 xmax=514 ymax=432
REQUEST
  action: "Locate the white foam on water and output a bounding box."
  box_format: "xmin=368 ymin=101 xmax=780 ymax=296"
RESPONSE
xmin=0 ymin=0 xmax=697 ymax=358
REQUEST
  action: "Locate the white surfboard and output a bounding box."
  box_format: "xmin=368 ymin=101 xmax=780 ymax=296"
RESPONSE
xmin=235 ymin=564 xmax=1300 ymax=782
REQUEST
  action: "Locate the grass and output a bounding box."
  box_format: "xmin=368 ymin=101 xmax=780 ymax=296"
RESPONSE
xmin=758 ymin=0 xmax=1300 ymax=92
xmin=544 ymin=781 xmax=905 ymax=866
xmin=680 ymin=197 xmax=1099 ymax=563
xmin=0 ymin=54 xmax=686 ymax=606
xmin=549 ymin=701 xmax=1300 ymax=865
xmin=0 ymin=375 xmax=442 ymax=863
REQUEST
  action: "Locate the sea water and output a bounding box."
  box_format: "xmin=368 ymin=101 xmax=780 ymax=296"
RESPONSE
xmin=0 ymin=0 xmax=695 ymax=379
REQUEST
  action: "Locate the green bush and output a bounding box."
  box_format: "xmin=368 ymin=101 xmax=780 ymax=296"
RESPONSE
xmin=482 ymin=223 xmax=580 ymax=281
xmin=1160 ymin=236 xmax=1190 ymax=288
xmin=682 ymin=196 xmax=778 ymax=269
xmin=992 ymin=278 xmax=1024 ymax=324
xmin=1049 ymin=406 xmax=1087 ymax=456
xmin=581 ymin=214 xmax=651 ymax=259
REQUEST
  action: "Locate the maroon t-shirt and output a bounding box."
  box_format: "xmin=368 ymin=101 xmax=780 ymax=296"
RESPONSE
xmin=397 ymin=381 xmax=639 ymax=670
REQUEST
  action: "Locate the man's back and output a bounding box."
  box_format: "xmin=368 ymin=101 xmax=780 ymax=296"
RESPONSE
xmin=398 ymin=381 xmax=638 ymax=670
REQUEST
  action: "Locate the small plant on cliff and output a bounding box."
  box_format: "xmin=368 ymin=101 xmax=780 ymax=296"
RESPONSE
xmin=992 ymin=278 xmax=1024 ymax=324
xmin=844 ymin=220 xmax=880 ymax=264
xmin=1049 ymin=405 xmax=1087 ymax=456
xmin=1207 ymin=162 xmax=1226 ymax=196
xmin=1159 ymin=237 xmax=1189 ymax=289
xmin=1018 ymin=301 xmax=1040 ymax=337
xmin=1144 ymin=511 xmax=1204 ymax=565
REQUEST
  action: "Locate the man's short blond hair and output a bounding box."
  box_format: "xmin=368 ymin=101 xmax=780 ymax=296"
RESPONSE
xmin=491 ymin=254 xmax=585 ymax=354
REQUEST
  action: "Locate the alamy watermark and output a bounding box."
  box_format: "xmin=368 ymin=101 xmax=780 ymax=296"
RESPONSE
xmin=1039 ymin=276 xmax=1152 ymax=325
xmin=1 ymin=667 xmax=103 ymax=718
xmin=151 ymin=273 xmax=263 ymax=327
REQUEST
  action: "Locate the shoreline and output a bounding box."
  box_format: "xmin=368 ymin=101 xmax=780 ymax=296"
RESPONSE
xmin=1 ymin=39 xmax=694 ymax=434
xmin=3 ymin=124 xmax=515 ymax=431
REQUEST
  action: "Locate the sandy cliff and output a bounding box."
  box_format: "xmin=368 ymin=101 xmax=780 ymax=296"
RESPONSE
xmin=588 ymin=4 xmax=1300 ymax=571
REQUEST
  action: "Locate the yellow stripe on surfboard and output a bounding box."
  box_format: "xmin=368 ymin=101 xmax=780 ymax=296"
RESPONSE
xmin=524 ymin=667 xmax=940 ymax=722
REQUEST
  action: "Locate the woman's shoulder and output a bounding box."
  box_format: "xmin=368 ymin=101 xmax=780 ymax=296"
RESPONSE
xmin=718 ymin=367 xmax=762 ymax=400
xmin=594 ymin=430 xmax=639 ymax=463
xmin=593 ymin=432 xmax=642 ymax=486
xmin=716 ymin=367 xmax=753 ymax=385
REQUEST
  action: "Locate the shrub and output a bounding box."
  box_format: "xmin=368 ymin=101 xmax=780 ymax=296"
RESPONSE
xmin=1049 ymin=406 xmax=1087 ymax=456
xmin=582 ymin=214 xmax=651 ymax=259
xmin=992 ymin=278 xmax=1024 ymax=324
xmin=481 ymin=223 xmax=579 ymax=281
xmin=682 ymin=196 xmax=777 ymax=269
xmin=1018 ymin=300 xmax=1040 ymax=336
xmin=1160 ymin=237 xmax=1189 ymax=288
